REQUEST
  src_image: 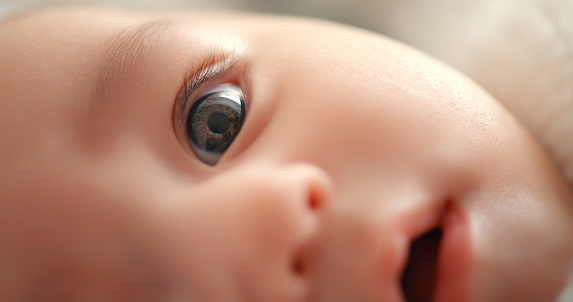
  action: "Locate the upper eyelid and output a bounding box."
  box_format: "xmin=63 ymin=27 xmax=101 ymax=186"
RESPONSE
xmin=174 ymin=52 xmax=244 ymax=129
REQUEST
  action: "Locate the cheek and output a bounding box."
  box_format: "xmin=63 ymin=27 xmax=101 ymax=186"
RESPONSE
xmin=0 ymin=170 xmax=167 ymax=301
xmin=167 ymin=188 xmax=295 ymax=259
xmin=261 ymin=86 xmax=478 ymax=190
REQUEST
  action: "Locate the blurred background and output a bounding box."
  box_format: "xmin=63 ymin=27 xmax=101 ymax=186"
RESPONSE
xmin=0 ymin=0 xmax=539 ymax=43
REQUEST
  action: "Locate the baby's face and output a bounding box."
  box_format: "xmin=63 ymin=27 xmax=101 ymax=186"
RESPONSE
xmin=0 ymin=7 xmax=572 ymax=302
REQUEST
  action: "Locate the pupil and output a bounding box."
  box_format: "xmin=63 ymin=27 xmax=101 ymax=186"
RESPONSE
xmin=207 ymin=112 xmax=231 ymax=134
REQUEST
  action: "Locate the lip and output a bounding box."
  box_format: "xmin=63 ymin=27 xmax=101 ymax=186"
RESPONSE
xmin=432 ymin=204 xmax=471 ymax=302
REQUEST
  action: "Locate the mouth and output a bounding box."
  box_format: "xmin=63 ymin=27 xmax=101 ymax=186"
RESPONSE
xmin=399 ymin=205 xmax=470 ymax=302
xmin=400 ymin=227 xmax=442 ymax=302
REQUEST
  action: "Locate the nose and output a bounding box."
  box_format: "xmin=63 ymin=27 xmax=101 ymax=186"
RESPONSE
xmin=169 ymin=162 xmax=333 ymax=302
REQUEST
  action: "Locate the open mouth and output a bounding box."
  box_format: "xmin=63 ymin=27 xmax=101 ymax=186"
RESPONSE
xmin=400 ymin=227 xmax=443 ymax=302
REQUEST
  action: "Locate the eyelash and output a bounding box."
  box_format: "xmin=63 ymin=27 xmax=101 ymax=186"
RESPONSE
xmin=176 ymin=56 xmax=237 ymax=125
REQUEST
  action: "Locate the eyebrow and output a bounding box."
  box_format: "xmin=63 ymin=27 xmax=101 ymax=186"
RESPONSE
xmin=95 ymin=20 xmax=172 ymax=102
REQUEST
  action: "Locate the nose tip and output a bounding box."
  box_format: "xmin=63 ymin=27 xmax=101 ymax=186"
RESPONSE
xmin=281 ymin=163 xmax=333 ymax=213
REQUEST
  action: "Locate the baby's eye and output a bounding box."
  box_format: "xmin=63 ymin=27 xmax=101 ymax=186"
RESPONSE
xmin=185 ymin=84 xmax=246 ymax=166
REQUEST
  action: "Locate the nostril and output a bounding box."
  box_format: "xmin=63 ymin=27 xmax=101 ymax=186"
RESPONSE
xmin=308 ymin=190 xmax=322 ymax=211
xmin=401 ymin=228 xmax=442 ymax=302
xmin=291 ymin=252 xmax=306 ymax=276
xmin=282 ymin=163 xmax=332 ymax=213
xmin=304 ymin=171 xmax=331 ymax=212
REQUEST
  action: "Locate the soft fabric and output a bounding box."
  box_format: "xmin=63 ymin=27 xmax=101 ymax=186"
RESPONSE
xmin=558 ymin=271 xmax=573 ymax=302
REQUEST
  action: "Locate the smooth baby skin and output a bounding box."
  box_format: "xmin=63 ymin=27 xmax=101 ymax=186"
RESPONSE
xmin=0 ymin=7 xmax=572 ymax=302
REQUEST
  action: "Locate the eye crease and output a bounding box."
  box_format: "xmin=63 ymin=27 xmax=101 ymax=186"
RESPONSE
xmin=185 ymin=84 xmax=246 ymax=165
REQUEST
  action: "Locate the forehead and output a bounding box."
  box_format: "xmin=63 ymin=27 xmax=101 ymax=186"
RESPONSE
xmin=0 ymin=9 xmax=142 ymax=176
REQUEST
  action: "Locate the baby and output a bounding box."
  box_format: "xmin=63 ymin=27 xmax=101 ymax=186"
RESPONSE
xmin=0 ymin=5 xmax=572 ymax=302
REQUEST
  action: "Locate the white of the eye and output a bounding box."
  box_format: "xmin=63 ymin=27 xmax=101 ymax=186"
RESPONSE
xmin=204 ymin=84 xmax=243 ymax=106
